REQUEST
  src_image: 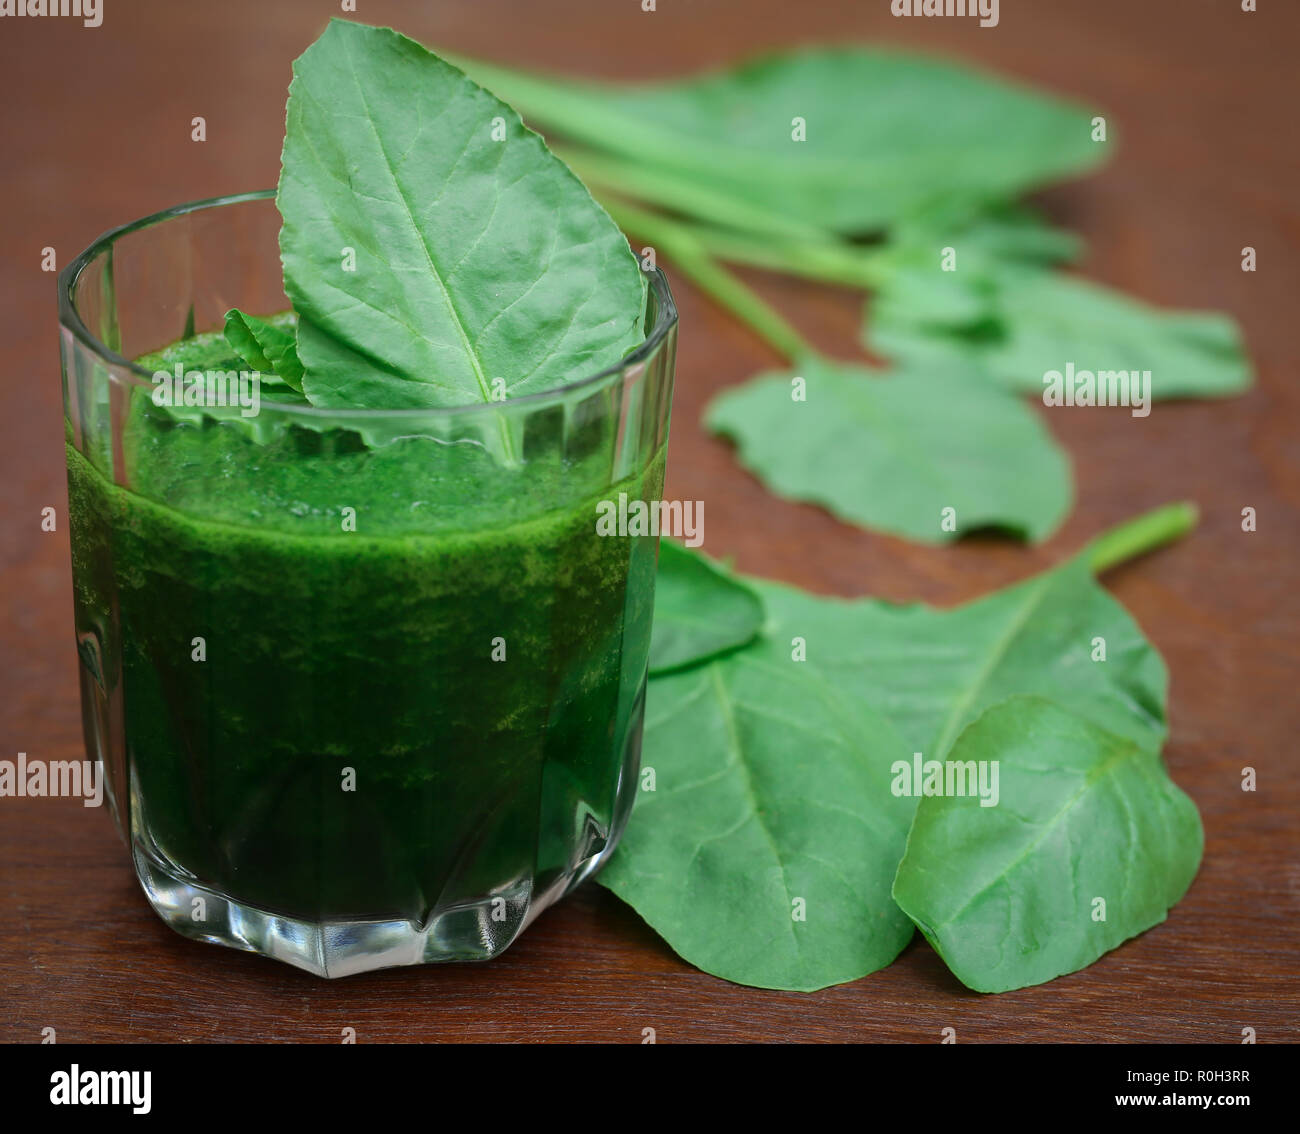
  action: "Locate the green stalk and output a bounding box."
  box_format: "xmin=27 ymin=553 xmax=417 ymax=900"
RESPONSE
xmin=555 ymin=146 xmax=888 ymax=290
xmin=670 ymin=222 xmax=890 ymax=290
xmin=558 ymin=146 xmax=829 ymax=245
xmin=607 ymin=198 xmax=820 ymax=365
xmin=1088 ymin=502 xmax=1198 ymax=574
xmin=556 ymin=145 xmax=888 ymax=287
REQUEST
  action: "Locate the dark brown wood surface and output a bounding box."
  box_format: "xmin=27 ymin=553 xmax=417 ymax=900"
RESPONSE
xmin=1 ymin=0 xmax=1296 ymax=1044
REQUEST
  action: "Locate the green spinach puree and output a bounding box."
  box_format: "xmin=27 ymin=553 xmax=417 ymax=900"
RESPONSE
xmin=67 ymin=327 xmax=663 ymax=929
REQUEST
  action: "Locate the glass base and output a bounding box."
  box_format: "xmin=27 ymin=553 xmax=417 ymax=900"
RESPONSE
xmin=125 ymin=689 xmax=644 ymax=977
xmin=133 ymin=842 xmax=596 ymax=978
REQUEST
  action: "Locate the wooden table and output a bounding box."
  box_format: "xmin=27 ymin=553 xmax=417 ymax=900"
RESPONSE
xmin=2 ymin=0 xmax=1295 ymax=1043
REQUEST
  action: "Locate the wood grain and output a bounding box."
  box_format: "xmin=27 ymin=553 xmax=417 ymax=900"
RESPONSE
xmin=1 ymin=0 xmax=1296 ymax=1043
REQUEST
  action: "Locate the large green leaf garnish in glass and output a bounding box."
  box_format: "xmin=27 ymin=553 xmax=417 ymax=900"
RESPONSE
xmin=277 ymin=19 xmax=646 ymax=411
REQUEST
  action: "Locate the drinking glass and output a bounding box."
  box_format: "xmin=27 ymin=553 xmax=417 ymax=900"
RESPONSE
xmin=59 ymin=191 xmax=676 ymax=977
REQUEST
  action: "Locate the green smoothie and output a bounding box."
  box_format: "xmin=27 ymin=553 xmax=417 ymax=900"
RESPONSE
xmin=67 ymin=327 xmax=664 ymax=938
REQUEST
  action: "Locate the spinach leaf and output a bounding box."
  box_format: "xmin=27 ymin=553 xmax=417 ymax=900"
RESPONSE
xmin=750 ymin=550 xmax=1167 ymax=767
xmin=892 ymin=696 xmax=1203 ymax=993
xmin=223 ymin=309 xmax=304 ymax=392
xmin=600 ymin=604 xmax=918 ymax=992
xmin=603 ymin=511 xmax=1184 ymax=991
xmin=278 ymin=19 xmax=646 ymax=411
xmin=705 ymin=357 xmax=1072 ymax=544
xmin=134 ymin=328 xmax=312 ymax=445
xmin=886 ymin=200 xmax=1084 ymax=269
xmin=451 ymin=47 xmax=1107 ymax=237
xmin=650 ymin=541 xmax=764 ymax=675
xmin=865 ymin=204 xmax=1081 ymax=327
xmin=869 ymin=262 xmax=1253 ymax=401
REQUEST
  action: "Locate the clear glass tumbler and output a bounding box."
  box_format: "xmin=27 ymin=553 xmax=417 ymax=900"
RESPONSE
xmin=59 ymin=191 xmax=676 ymax=977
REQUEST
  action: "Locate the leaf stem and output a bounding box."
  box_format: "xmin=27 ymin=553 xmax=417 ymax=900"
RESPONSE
xmin=668 ymin=222 xmax=889 ymax=291
xmin=554 ymin=145 xmax=888 ymax=288
xmin=558 ymin=145 xmax=830 ymax=245
xmin=605 ymin=198 xmax=821 ymax=364
xmin=1088 ymin=502 xmax=1198 ymax=574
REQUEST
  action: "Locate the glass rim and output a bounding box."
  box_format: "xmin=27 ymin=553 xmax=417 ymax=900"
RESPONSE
xmin=58 ymin=189 xmax=678 ymax=421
